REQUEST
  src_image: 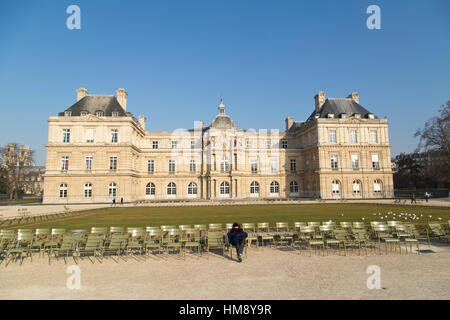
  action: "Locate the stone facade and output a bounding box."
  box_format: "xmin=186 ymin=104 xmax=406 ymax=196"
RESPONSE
xmin=43 ymin=89 xmax=394 ymax=203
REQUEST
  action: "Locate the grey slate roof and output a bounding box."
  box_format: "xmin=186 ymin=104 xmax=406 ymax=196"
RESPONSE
xmin=59 ymin=95 xmax=129 ymax=117
xmin=305 ymin=98 xmax=376 ymax=123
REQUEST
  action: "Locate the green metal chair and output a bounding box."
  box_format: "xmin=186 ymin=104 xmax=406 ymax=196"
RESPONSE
xmin=257 ymin=222 xmax=274 ymax=248
xmin=206 ymin=231 xmax=226 ymax=259
xmin=242 ymin=223 xmax=258 ymax=249
xmin=163 ymin=229 xmax=183 ymax=258
xmin=373 ymin=224 xmax=401 ymax=254
xmin=102 ymin=233 xmax=127 ymax=260
xmin=49 ymin=235 xmax=78 ymax=264
xmin=208 ymin=223 xmax=223 ymax=232
xmin=5 ymin=231 xmax=33 ymax=265
xmin=78 ymin=234 xmax=103 ymax=263
xmin=182 ymin=229 xmax=201 ymax=258
xmin=298 ymin=226 xmax=324 ymax=256
xmin=144 ymin=230 xmax=163 ymax=257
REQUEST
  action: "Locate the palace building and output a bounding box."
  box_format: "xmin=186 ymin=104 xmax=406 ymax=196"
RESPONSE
xmin=42 ymin=88 xmax=394 ymax=203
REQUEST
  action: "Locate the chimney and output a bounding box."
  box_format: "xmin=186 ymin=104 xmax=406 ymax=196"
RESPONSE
xmin=285 ymin=116 xmax=294 ymax=131
xmin=116 ymin=88 xmax=128 ymax=111
xmin=76 ymin=88 xmax=88 ymax=101
xmin=195 ymin=120 xmax=204 ymax=130
xmin=314 ymin=91 xmax=326 ymax=112
xmin=347 ymin=92 xmax=359 ymax=104
xmin=138 ymin=115 xmax=146 ymax=131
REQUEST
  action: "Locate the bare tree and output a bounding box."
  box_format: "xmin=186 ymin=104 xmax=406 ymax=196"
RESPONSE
xmin=0 ymin=143 xmax=35 ymax=199
xmin=415 ymin=101 xmax=450 ymax=154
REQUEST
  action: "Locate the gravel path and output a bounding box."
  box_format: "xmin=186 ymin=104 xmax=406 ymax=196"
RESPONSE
xmin=1 ymin=247 xmax=449 ymax=300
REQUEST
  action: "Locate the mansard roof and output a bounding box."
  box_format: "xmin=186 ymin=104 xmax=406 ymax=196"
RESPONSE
xmin=59 ymin=95 xmax=131 ymax=117
xmin=306 ymin=98 xmax=376 ymax=122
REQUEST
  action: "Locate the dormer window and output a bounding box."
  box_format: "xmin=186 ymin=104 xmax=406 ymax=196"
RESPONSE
xmin=80 ymin=111 xmax=88 ymax=116
xmin=112 ymin=111 xmax=119 ymax=117
xmin=367 ymin=113 xmax=375 ymax=119
xmin=65 ymin=111 xmax=72 ymax=117
xmin=96 ymin=111 xmax=104 ymax=117
xmin=341 ymin=114 xmax=347 ymax=119
xmin=327 ymin=114 xmax=334 ymax=118
xmin=314 ymin=114 xmax=320 ymax=119
xmin=354 ymin=113 xmax=361 ymax=119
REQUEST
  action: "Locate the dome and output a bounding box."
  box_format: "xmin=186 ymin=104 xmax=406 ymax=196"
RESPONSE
xmin=211 ymin=102 xmax=234 ymax=129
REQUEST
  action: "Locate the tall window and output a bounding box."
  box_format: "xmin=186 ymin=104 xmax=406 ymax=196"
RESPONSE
xmin=63 ymin=129 xmax=70 ymax=143
xmin=251 ymin=159 xmax=258 ymax=173
xmin=290 ymin=159 xmax=296 ymax=172
xmin=331 ymin=155 xmax=338 ymax=169
xmin=59 ymin=183 xmax=67 ymax=198
xmin=167 ymin=182 xmax=176 ymax=195
xmin=352 ymin=180 xmax=361 ymax=194
xmin=281 ymin=140 xmax=288 ymax=148
xmin=351 ymin=154 xmax=359 ymax=169
xmin=332 ymin=180 xmax=340 ymax=194
xmin=147 ymin=160 xmax=154 ymax=173
xmin=169 ymin=160 xmax=175 ymax=173
xmin=374 ymin=180 xmax=382 ymax=193
xmin=329 ymin=130 xmax=336 ymax=143
xmin=265 ymin=140 xmax=271 ymax=149
xmin=152 ymin=141 xmax=158 ymax=149
xmin=108 ymin=182 xmax=117 ymax=197
xmin=370 ymin=130 xmax=378 ymax=144
xmin=271 ymin=159 xmax=278 ymax=173
xmin=84 ymin=183 xmax=92 ymax=198
xmin=109 ymin=156 xmax=117 ymax=170
xmin=146 ymin=182 xmax=155 ymax=196
xmin=188 ymin=182 xmax=197 ymax=195
xmin=221 ymin=156 xmax=230 ymax=172
xmin=350 ymin=130 xmax=357 ymax=143
xmin=250 ymin=181 xmax=259 ymax=194
xmin=86 ymin=129 xmax=94 ymax=143
xmin=220 ymin=181 xmax=230 ymax=195
xmin=372 ymin=154 xmax=380 ymax=169
xmin=171 ymin=141 xmax=177 ymax=149
xmin=111 ymin=129 xmax=118 ymax=143
xmin=246 ymin=140 xmax=252 ymax=149
xmin=61 ymin=156 xmax=69 ymax=170
xmin=190 ymin=160 xmax=196 ymax=173
xmin=85 ymin=156 xmax=93 ymax=170
xmin=290 ymin=181 xmax=299 ymax=193
xmin=270 ymin=181 xmax=279 ymax=194
xmin=191 ymin=140 xmax=195 ymax=149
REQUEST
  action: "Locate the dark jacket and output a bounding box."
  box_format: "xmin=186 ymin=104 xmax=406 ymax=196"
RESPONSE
xmin=227 ymin=228 xmax=248 ymax=246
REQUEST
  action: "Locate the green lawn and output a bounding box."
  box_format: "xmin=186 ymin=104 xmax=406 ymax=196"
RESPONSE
xmin=13 ymin=203 xmax=450 ymax=230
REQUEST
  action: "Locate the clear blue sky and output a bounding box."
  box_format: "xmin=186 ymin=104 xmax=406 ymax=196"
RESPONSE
xmin=0 ymin=0 xmax=449 ymax=165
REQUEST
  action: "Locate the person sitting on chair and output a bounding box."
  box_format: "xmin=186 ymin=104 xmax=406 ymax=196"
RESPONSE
xmin=227 ymin=223 xmax=248 ymax=262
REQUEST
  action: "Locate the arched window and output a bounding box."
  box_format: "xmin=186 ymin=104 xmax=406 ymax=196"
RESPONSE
xmin=146 ymin=182 xmax=155 ymax=196
xmin=289 ymin=181 xmax=299 ymax=193
xmin=374 ymin=180 xmax=382 ymax=193
xmin=250 ymin=181 xmax=259 ymax=194
xmin=332 ymin=180 xmax=340 ymax=194
xmin=220 ymin=181 xmax=230 ymax=194
xmin=108 ymin=182 xmax=117 ymax=197
xmin=188 ymin=182 xmax=197 ymax=195
xmin=59 ymin=183 xmax=67 ymax=198
xmin=167 ymin=182 xmax=176 ymax=195
xmin=270 ymin=181 xmax=279 ymax=194
xmin=220 ymin=156 xmax=229 ymax=172
xmin=352 ymin=180 xmax=361 ymax=194
xmin=84 ymin=182 xmax=92 ymax=198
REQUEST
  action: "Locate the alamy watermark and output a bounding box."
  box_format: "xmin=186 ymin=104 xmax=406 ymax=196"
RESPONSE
xmin=66 ymin=265 xmax=81 ymax=290
xmin=366 ymin=265 xmax=381 ymax=289
xmin=66 ymin=5 xmax=81 ymax=30
xmin=366 ymin=5 xmax=381 ymax=30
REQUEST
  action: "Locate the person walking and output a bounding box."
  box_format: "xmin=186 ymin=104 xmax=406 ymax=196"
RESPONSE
xmin=120 ymin=197 xmax=124 ymax=205
xmin=227 ymin=223 xmax=248 ymax=262
xmin=112 ymin=198 xmax=116 ymax=207
xmin=424 ymin=192 xmax=429 ymax=203
xmin=411 ymin=193 xmax=416 ymax=204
